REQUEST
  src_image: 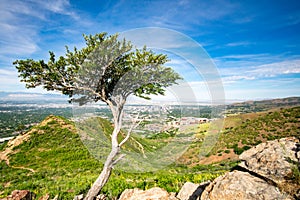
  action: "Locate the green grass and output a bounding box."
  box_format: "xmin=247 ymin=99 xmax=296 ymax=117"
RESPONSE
xmin=175 ymin=106 xmax=300 ymax=166
xmin=3 ymin=106 xmax=298 ymax=198
xmin=211 ymin=106 xmax=300 ymax=156
xmin=0 ymin=115 xmax=234 ymax=199
xmin=1 ymin=116 xmax=101 ymax=199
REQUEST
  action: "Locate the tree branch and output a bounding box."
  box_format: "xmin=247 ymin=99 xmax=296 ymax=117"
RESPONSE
xmin=111 ymin=153 xmax=126 ymax=167
xmin=119 ymin=113 xmax=142 ymax=147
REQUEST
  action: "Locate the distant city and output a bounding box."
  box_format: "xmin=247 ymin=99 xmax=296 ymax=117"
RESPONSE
xmin=1 ymin=92 xmax=299 ymax=142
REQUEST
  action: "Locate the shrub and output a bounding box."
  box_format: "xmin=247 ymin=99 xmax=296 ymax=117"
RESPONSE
xmin=242 ymin=145 xmax=251 ymax=151
xmin=224 ymin=150 xmax=230 ymax=154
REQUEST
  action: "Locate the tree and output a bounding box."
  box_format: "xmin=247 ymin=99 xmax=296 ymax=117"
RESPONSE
xmin=14 ymin=32 xmax=181 ymax=199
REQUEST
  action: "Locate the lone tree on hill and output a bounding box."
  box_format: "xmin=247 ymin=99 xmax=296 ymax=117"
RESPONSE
xmin=14 ymin=32 xmax=181 ymax=199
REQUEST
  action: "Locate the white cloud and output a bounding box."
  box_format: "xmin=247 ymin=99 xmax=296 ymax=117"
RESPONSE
xmin=0 ymin=67 xmax=57 ymax=93
xmin=222 ymin=75 xmax=255 ymax=84
xmin=249 ymin=60 xmax=300 ymax=77
xmin=215 ymin=53 xmax=274 ymax=62
xmin=0 ymin=68 xmax=22 ymax=91
xmin=224 ymin=78 xmax=300 ymax=100
xmin=119 ymin=28 xmax=200 ymax=49
xmin=0 ymin=1 xmax=40 ymax=55
xmin=32 ymin=0 xmax=79 ymax=20
xmin=0 ymin=23 xmax=38 ymax=55
xmin=225 ymin=41 xmax=252 ymax=47
xmin=216 ymin=52 xmax=300 ymax=80
xmin=0 ymin=0 xmax=80 ymax=57
xmin=0 ymin=69 xmax=17 ymax=76
xmin=0 ymin=0 xmax=45 ymax=20
xmin=95 ymin=0 xmax=239 ymax=33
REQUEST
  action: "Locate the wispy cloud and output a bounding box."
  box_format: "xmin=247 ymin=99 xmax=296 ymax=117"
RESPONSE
xmin=225 ymin=41 xmax=252 ymax=47
xmin=0 ymin=1 xmax=39 ymax=55
xmin=0 ymin=0 xmax=80 ymax=57
xmin=32 ymin=0 xmax=79 ymax=20
xmin=96 ymin=0 xmax=239 ymax=32
xmin=222 ymin=75 xmax=255 ymax=84
xmin=220 ymin=59 xmax=300 ymax=84
xmin=0 ymin=68 xmax=21 ymax=91
xmin=250 ymin=60 xmax=300 ymax=77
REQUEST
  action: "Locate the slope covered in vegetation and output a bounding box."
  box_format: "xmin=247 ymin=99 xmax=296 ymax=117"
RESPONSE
xmin=180 ymin=106 xmax=300 ymax=165
xmin=1 ymin=105 xmax=299 ymax=199
xmin=0 ymin=116 xmax=227 ymax=199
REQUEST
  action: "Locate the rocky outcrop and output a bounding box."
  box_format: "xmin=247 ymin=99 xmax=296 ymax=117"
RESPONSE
xmin=118 ymin=137 xmax=299 ymax=200
xmin=176 ymin=181 xmax=210 ymax=200
xmin=119 ymin=187 xmax=177 ymax=200
xmin=239 ymin=137 xmax=299 ymax=183
xmin=73 ymin=194 xmax=105 ymax=200
xmin=200 ymin=170 xmax=290 ymax=200
xmin=200 ymin=137 xmax=299 ymax=200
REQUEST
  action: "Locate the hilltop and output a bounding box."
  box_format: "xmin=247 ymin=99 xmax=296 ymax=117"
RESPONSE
xmin=0 ymin=116 xmax=100 ymax=199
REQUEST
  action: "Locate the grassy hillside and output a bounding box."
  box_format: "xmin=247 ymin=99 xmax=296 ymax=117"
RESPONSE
xmin=179 ymin=106 xmax=300 ymax=165
xmin=1 ymin=105 xmax=299 ymax=199
xmin=0 ymin=116 xmax=100 ymax=199
xmin=0 ymin=116 xmax=228 ymax=199
xmin=213 ymin=106 xmax=300 ymax=154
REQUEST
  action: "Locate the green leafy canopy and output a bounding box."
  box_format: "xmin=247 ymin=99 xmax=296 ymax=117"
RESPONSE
xmin=14 ymin=32 xmax=182 ymax=105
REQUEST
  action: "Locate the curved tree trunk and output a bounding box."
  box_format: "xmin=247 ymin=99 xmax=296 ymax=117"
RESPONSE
xmin=84 ymin=146 xmax=119 ymax=200
xmin=84 ymin=103 xmax=123 ymax=200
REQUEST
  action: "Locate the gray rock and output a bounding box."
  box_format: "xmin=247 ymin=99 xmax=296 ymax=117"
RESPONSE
xmin=177 ymin=181 xmax=210 ymax=200
xmin=200 ymin=170 xmax=291 ymax=200
xmin=118 ymin=187 xmax=175 ymax=200
xmin=96 ymin=194 xmax=106 ymax=200
xmin=73 ymin=194 xmax=84 ymax=200
xmin=239 ymin=137 xmax=299 ymax=183
xmin=51 ymin=195 xmax=59 ymax=200
xmin=169 ymin=192 xmax=179 ymax=200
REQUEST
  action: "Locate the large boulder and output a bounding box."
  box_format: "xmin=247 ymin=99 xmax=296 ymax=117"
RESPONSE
xmin=176 ymin=181 xmax=210 ymax=200
xmin=200 ymin=170 xmax=291 ymax=200
xmin=239 ymin=137 xmax=299 ymax=183
xmin=118 ymin=187 xmax=177 ymax=200
xmin=200 ymin=137 xmax=299 ymax=200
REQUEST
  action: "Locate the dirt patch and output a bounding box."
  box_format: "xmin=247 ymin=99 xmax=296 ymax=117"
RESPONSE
xmin=11 ymin=165 xmax=35 ymax=173
xmin=198 ymin=150 xmax=238 ymax=165
xmin=40 ymin=115 xmax=76 ymax=132
xmin=0 ymin=130 xmax=33 ymax=165
xmin=4 ymin=182 xmax=11 ymax=188
xmin=0 ymin=128 xmax=38 ymax=172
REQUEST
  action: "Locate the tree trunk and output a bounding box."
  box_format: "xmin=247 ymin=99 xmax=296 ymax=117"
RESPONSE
xmin=84 ymin=103 xmax=123 ymax=200
xmin=84 ymin=146 xmax=119 ymax=200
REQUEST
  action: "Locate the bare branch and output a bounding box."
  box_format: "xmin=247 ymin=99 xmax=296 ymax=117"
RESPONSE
xmin=119 ymin=113 xmax=143 ymax=147
xmin=111 ymin=154 xmax=126 ymax=167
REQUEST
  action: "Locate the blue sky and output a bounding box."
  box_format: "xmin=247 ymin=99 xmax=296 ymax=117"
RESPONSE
xmin=0 ymin=0 xmax=300 ymax=100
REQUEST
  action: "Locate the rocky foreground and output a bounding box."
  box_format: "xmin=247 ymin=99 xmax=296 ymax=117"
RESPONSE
xmin=2 ymin=137 xmax=299 ymax=200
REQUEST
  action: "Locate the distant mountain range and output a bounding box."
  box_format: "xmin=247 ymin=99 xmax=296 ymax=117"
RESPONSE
xmin=0 ymin=91 xmax=68 ymax=103
xmin=1 ymin=91 xmax=299 ymax=105
xmin=225 ymin=96 xmax=300 ymax=114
